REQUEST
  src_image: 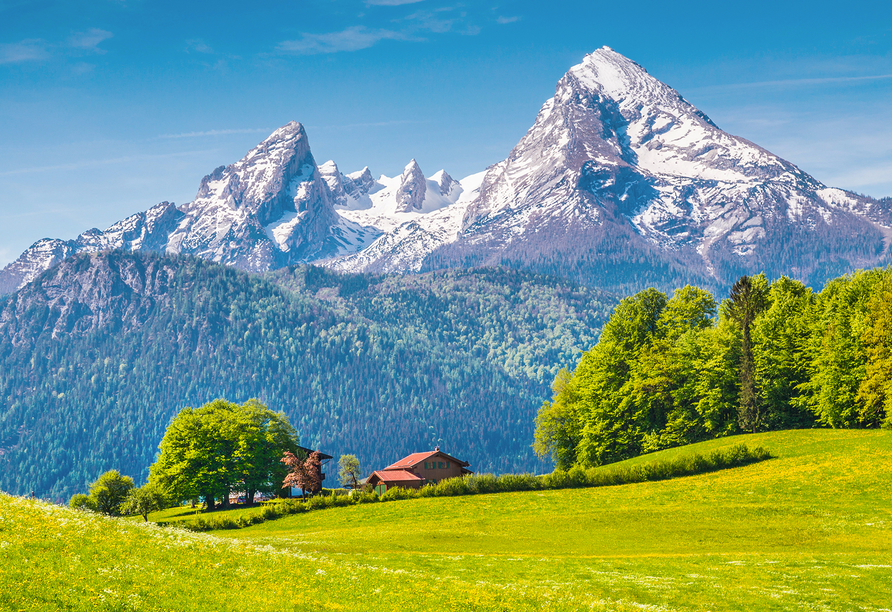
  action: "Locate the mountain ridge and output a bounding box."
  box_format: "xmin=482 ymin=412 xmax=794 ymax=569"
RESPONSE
xmin=2 ymin=47 xmax=889 ymax=294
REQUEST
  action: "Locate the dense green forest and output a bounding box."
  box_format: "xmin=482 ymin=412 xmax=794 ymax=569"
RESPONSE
xmin=0 ymin=251 xmax=615 ymax=499
xmin=535 ymin=269 xmax=892 ymax=469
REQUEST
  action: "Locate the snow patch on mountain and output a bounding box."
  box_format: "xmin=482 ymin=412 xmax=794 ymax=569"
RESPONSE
xmin=326 ymin=170 xmax=485 ymax=273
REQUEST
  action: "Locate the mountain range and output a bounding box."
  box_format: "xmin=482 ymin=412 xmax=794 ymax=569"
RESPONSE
xmin=3 ymin=47 xmax=889 ymax=295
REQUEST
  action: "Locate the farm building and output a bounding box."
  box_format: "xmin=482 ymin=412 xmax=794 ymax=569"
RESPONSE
xmin=367 ymin=447 xmax=472 ymax=495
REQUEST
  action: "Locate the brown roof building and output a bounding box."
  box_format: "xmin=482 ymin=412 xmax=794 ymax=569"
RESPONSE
xmin=367 ymin=447 xmax=472 ymax=495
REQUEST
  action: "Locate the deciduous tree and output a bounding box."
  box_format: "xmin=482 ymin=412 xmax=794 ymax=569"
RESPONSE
xmin=282 ymin=450 xmax=322 ymax=499
xmin=121 ymin=483 xmax=169 ymax=521
xmin=87 ymin=470 xmax=134 ymax=516
xmin=338 ymin=454 xmax=362 ymax=489
xmin=149 ymin=399 xmax=299 ymax=508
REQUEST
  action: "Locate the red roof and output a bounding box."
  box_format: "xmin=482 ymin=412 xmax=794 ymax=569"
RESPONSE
xmin=383 ymin=450 xmax=470 ymax=471
xmin=368 ymin=470 xmax=424 ymax=483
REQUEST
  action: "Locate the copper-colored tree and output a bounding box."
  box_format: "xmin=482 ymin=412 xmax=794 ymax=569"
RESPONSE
xmin=281 ymin=451 xmax=322 ymax=500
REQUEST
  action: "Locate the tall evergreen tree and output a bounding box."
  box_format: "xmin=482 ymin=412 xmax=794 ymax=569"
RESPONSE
xmin=726 ymin=275 xmax=769 ymax=432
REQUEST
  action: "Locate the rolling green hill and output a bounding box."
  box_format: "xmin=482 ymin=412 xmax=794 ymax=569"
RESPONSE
xmin=0 ymin=251 xmax=615 ymax=499
xmin=3 ymin=429 xmax=890 ymax=611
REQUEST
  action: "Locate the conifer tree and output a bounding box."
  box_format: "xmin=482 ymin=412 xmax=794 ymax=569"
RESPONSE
xmin=726 ymin=275 xmax=770 ymax=432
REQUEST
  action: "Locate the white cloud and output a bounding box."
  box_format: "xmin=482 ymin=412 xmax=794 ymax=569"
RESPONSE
xmin=185 ymin=39 xmax=214 ymax=54
xmin=0 ymin=39 xmax=50 ymax=64
xmin=826 ymin=162 xmax=892 ymax=193
xmin=278 ymin=26 xmax=409 ymax=55
xmin=277 ymin=5 xmax=480 ymax=55
xmin=155 ymin=128 xmax=271 ymax=139
xmin=365 ymin=0 xmax=425 ymax=5
xmin=0 ymin=29 xmax=112 ymax=65
xmin=496 ymin=16 xmax=520 ymax=24
xmin=0 ymin=150 xmax=214 ymax=177
xmin=67 ymin=28 xmax=113 ymax=52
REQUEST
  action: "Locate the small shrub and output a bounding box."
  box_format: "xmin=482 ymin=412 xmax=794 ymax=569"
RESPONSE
xmin=274 ymin=498 xmax=305 ymax=515
xmin=307 ymin=495 xmax=331 ymax=510
xmin=417 ymin=484 xmax=438 ymax=498
xmin=260 ymin=505 xmax=281 ymax=520
xmin=431 ymin=477 xmax=470 ymax=497
xmin=353 ymin=490 xmax=379 ymax=504
xmin=329 ymin=494 xmax=353 ymax=508
xmin=566 ymin=466 xmax=588 ymax=488
xmin=68 ymin=493 xmax=95 ymax=512
xmin=497 ymin=473 xmax=540 ymax=492
xmin=321 ymin=488 xmax=350 ymax=497
xmin=468 ymin=474 xmax=501 ymax=494
xmin=380 ymin=486 xmax=419 ymax=502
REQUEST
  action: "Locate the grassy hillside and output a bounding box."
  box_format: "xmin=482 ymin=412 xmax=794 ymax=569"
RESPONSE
xmin=3 ymin=430 xmax=891 ymax=611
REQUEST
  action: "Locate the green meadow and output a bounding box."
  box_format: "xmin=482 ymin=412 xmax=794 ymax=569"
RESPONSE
xmin=3 ymin=429 xmax=891 ymax=611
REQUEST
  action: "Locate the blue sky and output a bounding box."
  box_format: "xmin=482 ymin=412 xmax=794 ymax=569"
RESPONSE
xmin=1 ymin=0 xmax=891 ymax=267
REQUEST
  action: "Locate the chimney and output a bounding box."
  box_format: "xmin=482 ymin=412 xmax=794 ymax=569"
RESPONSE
xmin=435 ymin=446 xmax=440 ymax=452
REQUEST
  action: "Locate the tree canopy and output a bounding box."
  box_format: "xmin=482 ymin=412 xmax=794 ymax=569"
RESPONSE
xmin=70 ymin=470 xmax=134 ymax=515
xmin=337 ymin=454 xmax=362 ymax=489
xmin=535 ymin=269 xmax=892 ymax=469
xmin=121 ymin=483 xmax=168 ymax=521
xmin=148 ymin=398 xmax=299 ymax=508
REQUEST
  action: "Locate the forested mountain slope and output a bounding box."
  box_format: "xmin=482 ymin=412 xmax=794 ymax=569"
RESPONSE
xmin=0 ymin=251 xmax=614 ymax=499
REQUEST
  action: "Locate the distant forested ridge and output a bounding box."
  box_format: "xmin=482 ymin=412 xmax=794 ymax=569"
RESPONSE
xmin=535 ymin=269 xmax=892 ymax=469
xmin=0 ymin=251 xmax=615 ymax=499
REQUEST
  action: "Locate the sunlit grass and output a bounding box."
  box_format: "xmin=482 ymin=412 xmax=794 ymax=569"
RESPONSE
xmin=3 ymin=429 xmax=891 ymax=610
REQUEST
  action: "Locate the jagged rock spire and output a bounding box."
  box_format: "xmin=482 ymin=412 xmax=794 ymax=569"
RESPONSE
xmin=395 ymin=159 xmax=426 ymax=212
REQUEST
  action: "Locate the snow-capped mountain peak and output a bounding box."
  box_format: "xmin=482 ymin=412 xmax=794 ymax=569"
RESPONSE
xmin=395 ymin=159 xmax=427 ymax=212
xmin=2 ymin=49 xmax=889 ymax=296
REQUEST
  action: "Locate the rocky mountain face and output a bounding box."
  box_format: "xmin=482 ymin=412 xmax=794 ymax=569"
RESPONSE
xmin=2 ymin=48 xmax=890 ymax=295
xmin=164 ymin=122 xmax=341 ymax=271
xmin=0 ymin=201 xmax=183 ymax=295
xmin=347 ymin=47 xmax=892 ymax=291
xmin=0 ymin=124 xmax=468 ymax=293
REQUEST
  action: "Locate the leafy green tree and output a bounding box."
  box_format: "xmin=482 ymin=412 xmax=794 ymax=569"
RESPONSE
xmin=149 ymin=399 xmax=299 ymax=508
xmin=726 ymin=274 xmax=770 ymax=432
xmin=338 ymin=454 xmax=362 ymax=489
xmin=688 ymin=315 xmax=742 ymax=437
xmin=534 ymin=368 xmax=583 ymax=469
xmin=753 ymin=277 xmax=815 ymax=429
xmin=87 ymin=470 xmax=134 ymax=516
xmin=121 ymin=483 xmax=169 ymax=521
xmin=233 ymin=399 xmax=300 ymax=503
xmin=858 ymin=271 xmax=892 ymax=427
xmin=575 ymin=288 xmax=669 ymax=466
xmin=794 ymin=271 xmax=875 ymax=427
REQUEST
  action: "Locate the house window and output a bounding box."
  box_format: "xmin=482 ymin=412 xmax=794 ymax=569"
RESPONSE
xmin=438 ymin=461 xmax=444 ymax=469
